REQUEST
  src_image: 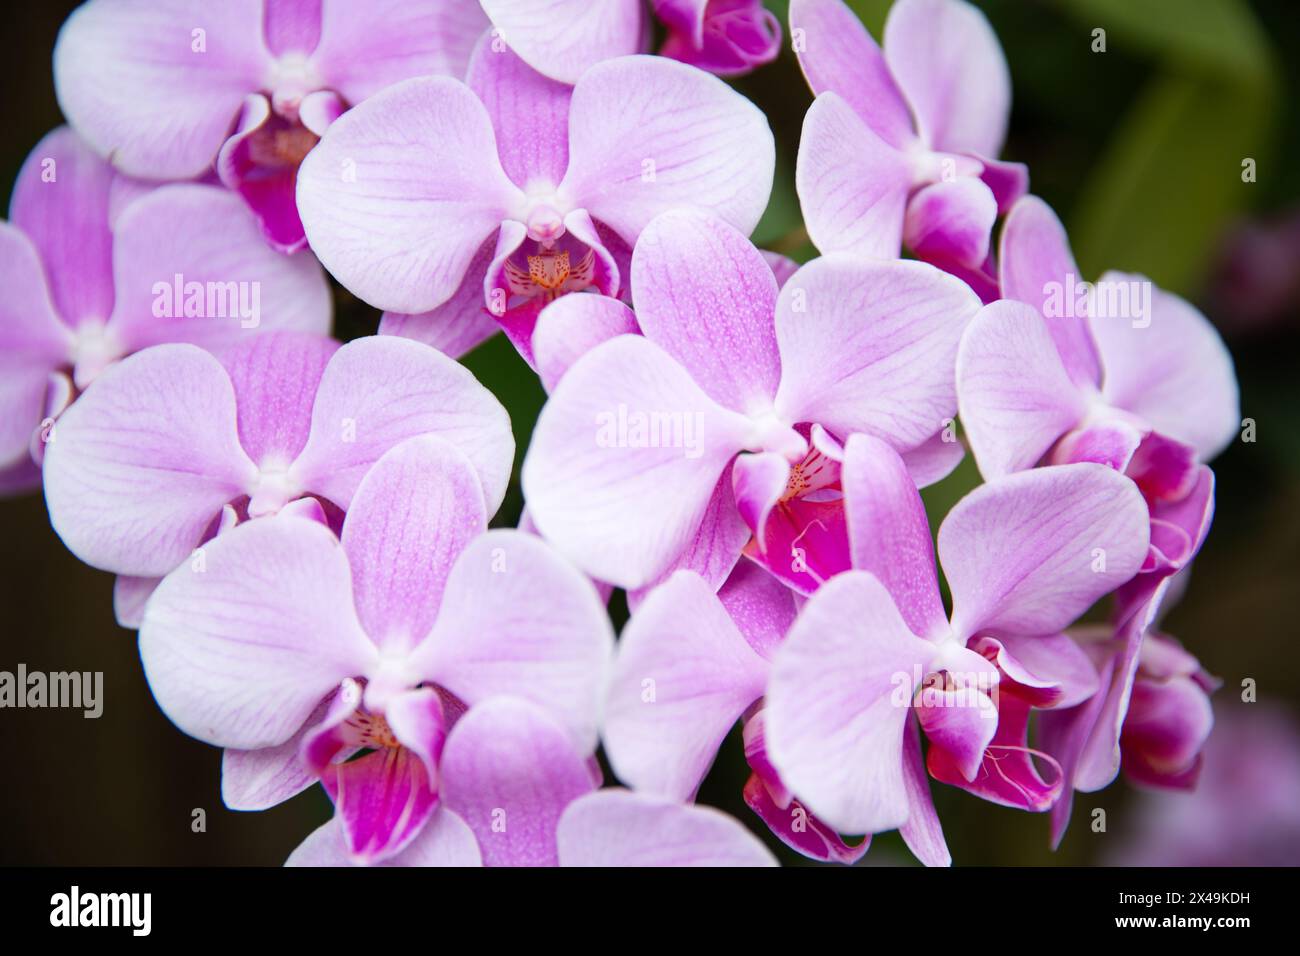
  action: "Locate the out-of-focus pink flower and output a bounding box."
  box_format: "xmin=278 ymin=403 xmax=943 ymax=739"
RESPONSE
xmin=789 ymin=0 xmax=1026 ymax=275
xmin=141 ymin=437 xmax=614 ymax=864
xmin=55 ymin=0 xmax=488 ymax=251
xmin=0 ymin=127 xmax=329 ymax=495
xmin=523 ymin=210 xmax=979 ymax=592
xmin=286 ymin=697 xmax=776 ymax=867
xmin=1106 ymin=705 xmax=1300 ymax=867
xmin=299 ymin=44 xmax=773 ymax=363
xmin=42 ymin=333 xmax=512 ymax=595
xmin=479 ymin=0 xmax=780 ymax=84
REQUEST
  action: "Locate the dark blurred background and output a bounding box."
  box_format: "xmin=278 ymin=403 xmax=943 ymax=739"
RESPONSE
xmin=2 ymin=0 xmax=1297 ymax=866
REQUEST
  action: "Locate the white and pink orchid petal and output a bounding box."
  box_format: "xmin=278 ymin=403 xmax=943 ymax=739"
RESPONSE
xmin=774 ymin=256 xmax=981 ymax=449
xmin=766 ymin=571 xmax=938 ymax=835
xmin=311 ymin=0 xmax=488 ymax=103
xmin=533 ymin=294 xmax=639 ymax=392
xmin=53 ymin=0 xmax=268 ymax=177
xmin=341 ymin=436 xmax=487 ymax=655
xmin=904 ymin=177 xmax=998 ymax=270
xmin=915 ymin=686 xmax=998 ymax=782
xmin=899 ymin=714 xmax=951 ymax=866
xmin=998 ymin=196 xmax=1103 ymax=388
xmin=795 ymin=92 xmax=911 ymax=260
xmin=286 ymin=811 xmax=483 ymax=867
xmin=842 ymin=434 xmax=948 ymax=640
xmin=742 ymin=772 xmax=867 ymax=864
xmin=9 ymin=127 xmax=116 ymax=326
xmin=0 ymin=225 xmax=70 ymax=470
xmin=297 ymin=76 xmax=523 ymax=314
xmin=139 ymin=514 xmax=376 ymax=749
xmin=416 ymin=531 xmax=614 ymax=752
xmin=788 ymin=0 xmax=916 ymax=149
xmin=979 ymin=155 xmax=1029 ymax=212
xmin=221 ymin=692 xmax=338 ymax=811
xmin=380 ymin=239 xmax=501 ymax=360
xmin=480 ymin=0 xmax=643 ymax=85
xmin=956 ymin=298 xmax=1089 ymax=478
xmin=112 ymin=575 xmax=160 ymax=630
xmin=290 ymin=335 xmax=513 ymax=513
xmin=559 ymin=55 xmax=774 ymax=242
xmin=899 ymin=430 xmax=965 ymax=487
xmin=466 ymin=36 xmax=572 ymax=191
xmin=42 ymin=345 xmax=259 ymax=576
xmin=627 ymin=462 xmax=751 ymax=606
xmin=717 ymin=558 xmax=798 ymax=660
xmin=440 ymin=696 xmax=596 ymax=867
xmin=980 ymin=632 xmax=1101 ymax=709
xmin=605 ymin=571 xmax=769 ymax=800
xmin=522 ymin=334 xmax=756 ymax=589
xmin=631 ymin=210 xmax=781 ymax=413
xmin=882 ymin=0 xmax=1010 ymax=158
xmin=1090 ymin=272 xmax=1239 ymax=461
xmin=215 ymin=331 xmax=339 ymax=468
xmin=941 ymin=463 xmax=1150 ymax=641
xmin=107 ymin=184 xmax=332 ymax=355
xmin=557 ymin=789 xmax=777 ymax=866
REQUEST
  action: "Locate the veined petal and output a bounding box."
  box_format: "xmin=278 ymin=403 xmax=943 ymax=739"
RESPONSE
xmin=286 ymin=811 xmax=482 ymax=867
xmin=1090 ymin=271 xmax=1239 ymax=461
xmin=998 ymin=196 xmax=1102 ymax=388
xmin=795 ymin=92 xmax=911 ymax=260
xmin=766 ymin=571 xmax=937 ymax=834
xmin=774 ymin=256 xmax=981 ymax=449
xmin=941 ymin=463 xmax=1150 ymax=641
xmin=557 ymin=789 xmax=777 ymax=866
xmin=560 ymin=55 xmax=774 ymax=242
xmin=533 ymin=294 xmax=639 ymax=393
xmin=221 ymin=692 xmax=337 ymax=811
xmin=9 ymin=127 xmax=115 ymax=326
xmin=466 ymin=36 xmax=572 ymax=191
xmin=42 ymin=345 xmax=258 ymax=576
xmin=522 ymin=334 xmax=756 ymax=589
xmin=139 ymin=514 xmax=376 ymax=749
xmin=379 ymin=239 xmax=501 ymax=360
xmin=107 ymin=184 xmax=332 ymax=354
xmin=290 ymin=335 xmax=513 ymax=514
xmin=340 ymin=436 xmax=487 ymax=655
xmin=883 ymin=0 xmax=1010 ymax=158
xmin=788 ymin=0 xmax=916 ymax=149
xmin=605 ymin=571 xmax=770 ymax=800
xmin=956 ymin=299 xmax=1089 ymax=479
xmin=53 ymin=0 xmax=269 ymax=178
xmin=631 ymin=210 xmax=781 ymax=414
xmin=297 ymin=76 xmax=523 ymax=314
xmin=842 ymin=434 xmax=947 ymax=639
xmin=481 ymin=0 xmax=643 ymax=85
xmin=440 ymin=697 xmax=596 ymax=867
xmin=311 ymin=0 xmax=488 ymax=103
xmin=416 ymin=531 xmax=615 ymax=752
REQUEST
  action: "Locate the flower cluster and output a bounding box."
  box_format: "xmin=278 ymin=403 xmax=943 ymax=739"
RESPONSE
xmin=3 ymin=0 xmax=1237 ymax=867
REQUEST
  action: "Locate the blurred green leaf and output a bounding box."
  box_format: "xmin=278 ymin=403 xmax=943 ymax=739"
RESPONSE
xmin=1055 ymin=0 xmax=1278 ymax=295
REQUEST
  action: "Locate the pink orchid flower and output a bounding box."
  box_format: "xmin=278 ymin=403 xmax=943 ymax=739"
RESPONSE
xmin=789 ymin=0 xmax=1027 ymax=278
xmin=762 ymin=436 xmax=1149 ymax=851
xmin=605 ymin=561 xmax=870 ymax=864
xmin=140 ymin=436 xmax=614 ymax=864
xmin=480 ymin=0 xmax=781 ymax=84
xmin=523 ymin=210 xmax=981 ymax=592
xmin=1 ymin=127 xmax=329 ymax=494
xmin=54 ymin=0 xmax=488 ymax=252
xmin=957 ymin=196 xmax=1235 ymax=587
xmin=42 ymin=331 xmax=512 ymax=625
xmin=1041 ymin=568 xmax=1219 ymax=847
xmin=298 ymin=43 xmax=773 ymax=363
xmin=286 ymin=696 xmax=775 ymax=867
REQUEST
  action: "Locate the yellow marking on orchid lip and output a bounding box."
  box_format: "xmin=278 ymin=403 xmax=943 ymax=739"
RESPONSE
xmin=345 ymin=710 xmax=400 ymax=750
xmin=527 ymin=251 xmax=572 ymax=290
xmin=248 ymin=124 xmax=319 ymax=168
